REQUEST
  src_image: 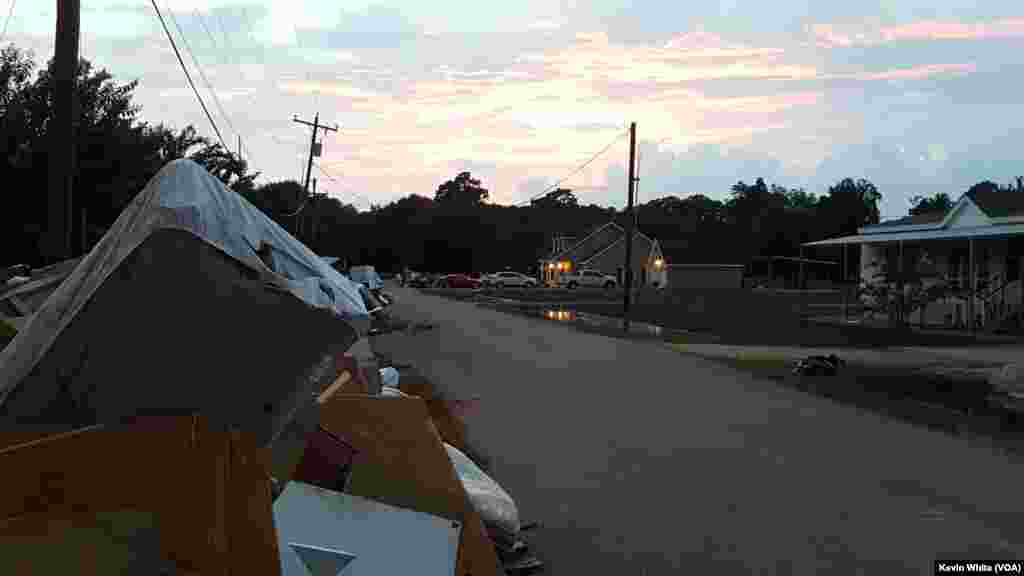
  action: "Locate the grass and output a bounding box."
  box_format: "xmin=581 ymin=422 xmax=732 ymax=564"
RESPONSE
xmin=575 ymin=300 xmax=1018 ymax=349
xmin=687 ymin=349 xmax=1024 ymax=452
xmin=0 ymin=317 xmax=17 ymax=350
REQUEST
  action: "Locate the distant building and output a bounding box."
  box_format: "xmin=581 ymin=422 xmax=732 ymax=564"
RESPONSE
xmin=805 ymin=187 xmax=1024 ymax=332
xmin=538 ymin=222 xmax=666 ymax=287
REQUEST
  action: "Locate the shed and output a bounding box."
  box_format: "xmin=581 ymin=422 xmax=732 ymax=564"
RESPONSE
xmin=667 ymin=264 xmax=744 ymax=289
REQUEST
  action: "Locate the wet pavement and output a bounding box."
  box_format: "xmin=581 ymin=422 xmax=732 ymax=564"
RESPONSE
xmin=371 ymin=282 xmax=1024 ymax=574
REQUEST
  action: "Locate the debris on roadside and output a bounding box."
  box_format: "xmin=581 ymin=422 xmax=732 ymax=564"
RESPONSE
xmin=0 ymin=159 xmax=539 ymax=575
xmin=792 ymin=354 xmax=846 ymax=376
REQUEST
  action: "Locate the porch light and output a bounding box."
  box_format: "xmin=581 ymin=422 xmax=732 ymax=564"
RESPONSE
xmin=548 ymin=263 xmax=556 ymax=270
xmin=654 ymin=258 xmax=664 ymax=269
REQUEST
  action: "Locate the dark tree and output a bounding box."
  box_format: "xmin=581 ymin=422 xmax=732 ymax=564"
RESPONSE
xmin=530 ymin=188 xmax=578 ymax=209
xmin=908 ymin=192 xmax=953 ymax=216
xmin=434 ymin=172 xmax=489 ymax=205
xmin=817 ymin=177 xmax=882 ymax=236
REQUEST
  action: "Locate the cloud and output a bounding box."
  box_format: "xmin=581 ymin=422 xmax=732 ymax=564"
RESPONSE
xmin=297 ymin=4 xmax=421 ymax=51
xmin=529 ymin=20 xmax=562 ymax=31
xmin=845 ymin=62 xmax=976 ymax=81
xmin=810 ymin=17 xmax=1024 ymax=48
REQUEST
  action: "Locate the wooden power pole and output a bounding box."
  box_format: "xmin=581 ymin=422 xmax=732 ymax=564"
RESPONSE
xmin=622 ymin=122 xmax=637 ymax=331
xmin=293 ymin=113 xmax=338 ymax=196
xmin=47 ymin=0 xmax=81 ymax=261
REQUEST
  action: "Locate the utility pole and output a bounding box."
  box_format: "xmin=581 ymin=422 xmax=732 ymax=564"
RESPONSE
xmin=622 ymin=122 xmax=637 ymax=331
xmin=237 ymin=135 xmax=242 ymax=162
xmin=47 ymin=0 xmax=81 ymax=261
xmin=293 ymin=113 xmax=338 ymax=195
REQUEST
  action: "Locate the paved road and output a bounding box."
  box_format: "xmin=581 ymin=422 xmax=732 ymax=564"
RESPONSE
xmin=371 ymin=284 xmax=1024 ymax=575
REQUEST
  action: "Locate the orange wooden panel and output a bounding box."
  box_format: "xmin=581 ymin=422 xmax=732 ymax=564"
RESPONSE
xmin=0 ymin=417 xmax=278 ymax=576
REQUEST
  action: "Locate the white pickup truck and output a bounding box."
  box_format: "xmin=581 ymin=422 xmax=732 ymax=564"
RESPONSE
xmin=558 ymin=269 xmax=617 ymax=289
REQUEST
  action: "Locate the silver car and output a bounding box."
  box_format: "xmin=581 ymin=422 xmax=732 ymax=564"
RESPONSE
xmin=485 ymin=271 xmax=539 ymax=289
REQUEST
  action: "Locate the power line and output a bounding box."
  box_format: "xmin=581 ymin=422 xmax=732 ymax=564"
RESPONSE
xmin=150 ymin=0 xmax=228 ymax=152
xmin=517 ymin=126 xmax=630 ymax=207
xmin=1 ymin=0 xmax=16 ymax=45
xmin=193 ymin=8 xmax=221 ymax=55
xmin=165 ymin=4 xmax=249 ymax=163
xmin=313 ymin=161 xmax=374 ymax=209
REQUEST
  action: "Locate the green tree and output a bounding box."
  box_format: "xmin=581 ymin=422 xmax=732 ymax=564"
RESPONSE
xmin=530 ymin=188 xmax=578 ymax=209
xmin=782 ymin=187 xmax=818 ymax=210
xmin=434 ymin=171 xmax=489 ymax=205
xmin=908 ymin=192 xmax=953 ymax=215
xmin=0 ymin=45 xmax=259 ymax=265
xmin=817 ymin=177 xmax=882 ymax=237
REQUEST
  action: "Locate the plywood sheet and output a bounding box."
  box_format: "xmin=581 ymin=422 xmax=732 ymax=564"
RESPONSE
xmin=0 ymin=417 xmax=278 ymax=576
xmin=319 ymin=396 xmax=501 ymax=576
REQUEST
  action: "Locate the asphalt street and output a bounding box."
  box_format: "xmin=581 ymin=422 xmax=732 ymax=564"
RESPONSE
xmin=370 ymin=283 xmax=1024 ymax=575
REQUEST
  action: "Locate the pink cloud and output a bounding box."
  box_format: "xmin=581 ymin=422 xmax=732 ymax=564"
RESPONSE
xmin=811 ymin=17 xmax=1024 ymax=48
xmin=849 ymin=63 xmax=977 ymax=81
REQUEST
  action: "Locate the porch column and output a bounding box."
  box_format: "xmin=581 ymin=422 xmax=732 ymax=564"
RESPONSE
xmin=968 ymin=238 xmax=975 ymax=335
xmin=898 ymin=240 xmax=904 ymax=327
xmin=842 ymin=243 xmax=849 ymax=321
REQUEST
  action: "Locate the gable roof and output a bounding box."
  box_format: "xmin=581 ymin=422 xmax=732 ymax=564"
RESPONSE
xmin=548 ymin=221 xmax=624 ymax=262
xmin=967 ymin=187 xmax=1024 ymax=218
xmin=578 ymin=230 xmax=656 ymax=267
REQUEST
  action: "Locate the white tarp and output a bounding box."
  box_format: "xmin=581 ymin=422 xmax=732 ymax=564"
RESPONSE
xmin=0 ymin=159 xmax=368 ymax=404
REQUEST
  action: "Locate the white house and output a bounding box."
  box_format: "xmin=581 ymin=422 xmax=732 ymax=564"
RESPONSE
xmin=538 ymin=222 xmax=667 ymax=288
xmin=804 ymin=187 xmax=1024 ymax=333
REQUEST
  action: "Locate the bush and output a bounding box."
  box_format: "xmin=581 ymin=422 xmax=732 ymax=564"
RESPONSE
xmin=0 ymin=317 xmax=18 ymax=350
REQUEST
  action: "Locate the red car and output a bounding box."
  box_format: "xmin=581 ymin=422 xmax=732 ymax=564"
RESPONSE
xmin=438 ymin=274 xmax=481 ymax=289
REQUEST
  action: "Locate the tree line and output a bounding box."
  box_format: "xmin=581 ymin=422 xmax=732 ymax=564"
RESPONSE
xmin=4 ymin=43 xmax=1020 ymax=279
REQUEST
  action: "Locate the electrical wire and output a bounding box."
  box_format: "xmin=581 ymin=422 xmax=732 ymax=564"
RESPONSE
xmin=0 ymin=0 xmax=17 ymax=45
xmin=192 ymin=7 xmax=253 ymax=164
xmin=313 ymin=161 xmax=374 ymax=209
xmin=150 ymin=0 xmax=228 ymax=152
xmin=517 ymin=126 xmax=630 ymax=207
xmin=166 ymin=4 xmax=248 ymax=162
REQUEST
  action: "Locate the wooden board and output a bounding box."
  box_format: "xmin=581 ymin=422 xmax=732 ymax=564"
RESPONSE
xmin=319 ymin=396 xmax=502 ymax=576
xmin=0 ymin=417 xmax=279 ymax=576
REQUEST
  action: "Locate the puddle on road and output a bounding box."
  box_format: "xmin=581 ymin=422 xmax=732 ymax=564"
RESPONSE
xmin=535 ymin=307 xmax=675 ymax=339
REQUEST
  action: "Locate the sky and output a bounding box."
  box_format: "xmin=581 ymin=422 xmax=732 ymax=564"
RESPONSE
xmin=4 ymin=0 xmax=1024 ymax=219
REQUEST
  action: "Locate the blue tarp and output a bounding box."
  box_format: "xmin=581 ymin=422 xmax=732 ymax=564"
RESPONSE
xmin=349 ymin=266 xmax=383 ymax=290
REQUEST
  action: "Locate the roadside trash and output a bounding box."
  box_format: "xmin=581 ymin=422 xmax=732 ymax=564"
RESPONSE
xmin=448 ymin=395 xmax=483 ymax=421
xmin=381 ymin=386 xmax=413 ymax=398
xmin=410 ymin=321 xmax=437 ymax=334
xmin=990 ymin=363 xmax=1023 ymax=397
xmin=444 ymin=442 xmax=520 ymax=537
xmin=489 ymin=522 xmax=545 ymax=575
xmin=792 ymin=354 xmax=845 ymax=376
xmin=380 ymin=366 xmax=400 ymax=388
xmin=292 ymin=428 xmax=359 ymax=493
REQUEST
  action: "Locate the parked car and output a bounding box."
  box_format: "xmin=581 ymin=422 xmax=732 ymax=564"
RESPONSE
xmin=438 ymin=274 xmax=482 ymax=289
xmin=558 ymin=269 xmax=617 ymax=290
xmin=484 ymin=271 xmax=539 ymax=289
xmin=407 ymin=272 xmax=434 ymax=288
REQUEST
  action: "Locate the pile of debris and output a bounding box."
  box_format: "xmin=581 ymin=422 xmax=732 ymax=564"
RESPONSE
xmin=792 ymin=354 xmax=846 ymax=377
xmin=0 ymin=159 xmax=540 ymax=575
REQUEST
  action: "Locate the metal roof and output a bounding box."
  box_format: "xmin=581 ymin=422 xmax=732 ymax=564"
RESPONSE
xmin=751 ymin=256 xmax=838 ymax=265
xmin=804 ymin=223 xmax=1024 ymax=247
xmin=667 ymin=263 xmax=745 ymax=269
